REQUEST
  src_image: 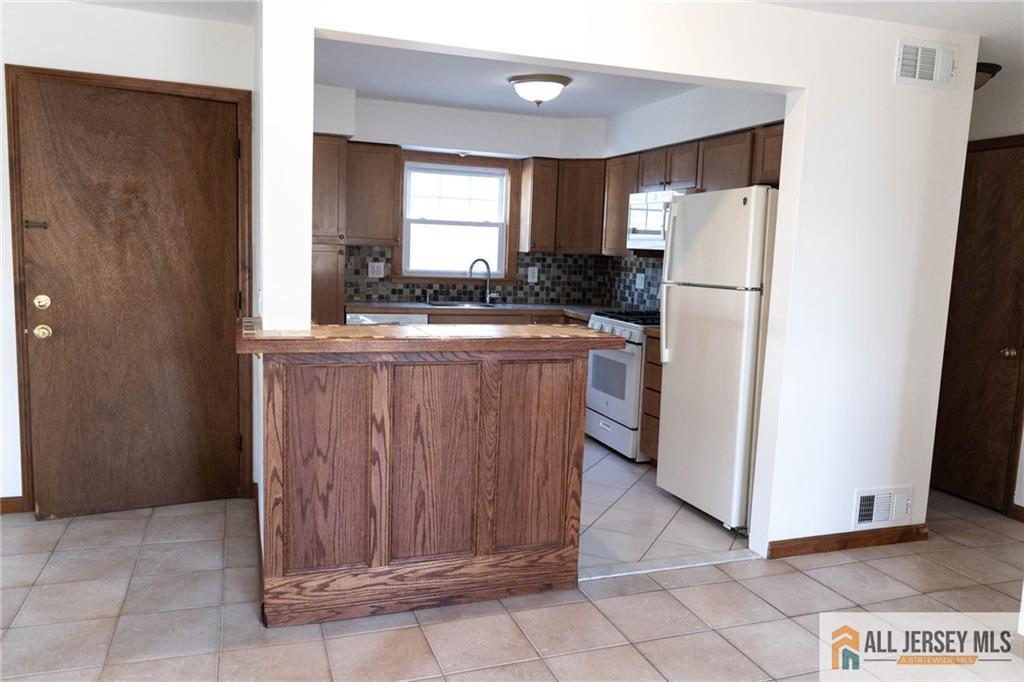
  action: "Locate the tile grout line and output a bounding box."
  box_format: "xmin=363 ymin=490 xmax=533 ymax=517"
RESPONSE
xmin=98 ymin=506 xmax=155 ymax=672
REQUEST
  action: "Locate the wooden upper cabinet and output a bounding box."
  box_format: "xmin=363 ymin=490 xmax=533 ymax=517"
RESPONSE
xmin=311 ymin=243 xmax=345 ymax=325
xmin=603 ymin=154 xmax=638 ymax=256
xmin=697 ymin=130 xmax=754 ymax=192
xmin=519 ymin=158 xmax=558 ymax=252
xmin=555 ymin=159 xmax=605 ymax=254
xmin=637 ymin=148 xmax=668 ymax=191
xmin=751 ymin=124 xmax=784 ymax=185
xmin=666 ymin=141 xmax=699 ymax=189
xmin=312 ymin=135 xmax=346 ymax=241
xmin=346 ymin=142 xmax=401 ymax=245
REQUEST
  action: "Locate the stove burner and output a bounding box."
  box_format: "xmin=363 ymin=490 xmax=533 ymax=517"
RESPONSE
xmin=594 ymin=310 xmax=660 ymax=326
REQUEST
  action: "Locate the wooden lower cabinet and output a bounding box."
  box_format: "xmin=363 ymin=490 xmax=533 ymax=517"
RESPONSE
xmin=640 ymin=329 xmax=663 ymax=462
xmin=260 ymin=350 xmax=588 ymax=626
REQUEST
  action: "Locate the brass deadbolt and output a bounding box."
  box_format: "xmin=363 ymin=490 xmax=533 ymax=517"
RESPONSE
xmin=33 ymin=294 xmax=51 ymax=310
xmin=32 ymin=324 xmax=53 ymax=339
xmin=1000 ymin=347 xmax=1018 ymax=359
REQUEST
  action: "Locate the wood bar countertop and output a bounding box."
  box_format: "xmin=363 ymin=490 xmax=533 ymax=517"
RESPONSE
xmin=237 ymin=322 xmax=625 ymax=355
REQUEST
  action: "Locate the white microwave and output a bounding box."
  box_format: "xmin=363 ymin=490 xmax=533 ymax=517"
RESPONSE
xmin=626 ymin=189 xmax=696 ymax=250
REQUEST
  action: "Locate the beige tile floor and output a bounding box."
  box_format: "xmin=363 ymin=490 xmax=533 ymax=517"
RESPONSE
xmin=579 ymin=439 xmax=748 ymax=572
xmin=1 ymin=484 xmax=1023 ymax=679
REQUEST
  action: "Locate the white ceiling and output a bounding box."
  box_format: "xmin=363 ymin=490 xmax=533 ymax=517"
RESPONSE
xmin=768 ymin=2 xmax=1023 ymax=75
xmin=314 ymin=40 xmax=701 ymax=119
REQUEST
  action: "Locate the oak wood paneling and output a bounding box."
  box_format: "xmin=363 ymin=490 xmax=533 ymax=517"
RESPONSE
xmin=390 ymin=363 xmax=480 ymax=561
xmin=642 ymin=388 xmax=661 ymax=419
xmin=603 ymin=154 xmax=638 ymax=256
xmin=555 ymin=159 xmax=605 ymax=254
xmin=520 ymin=158 xmax=558 ymax=252
xmin=257 ymin=348 xmax=600 ymax=625
xmin=494 ymin=361 xmax=572 ymax=549
xmin=285 ymin=364 xmax=372 ymax=572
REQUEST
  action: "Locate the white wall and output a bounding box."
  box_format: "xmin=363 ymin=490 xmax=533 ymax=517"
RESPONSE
xmin=603 ymin=87 xmax=785 ymax=156
xmin=297 ymin=0 xmax=978 ymax=552
xmin=969 ymin=68 xmax=1024 ymax=141
xmin=0 ymin=1 xmax=256 ymax=498
xmin=313 ymin=83 xmax=785 ymax=158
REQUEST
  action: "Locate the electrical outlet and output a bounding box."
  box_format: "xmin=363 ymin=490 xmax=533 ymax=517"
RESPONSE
xmin=368 ymin=261 xmax=385 ymax=279
xmin=635 ymin=273 xmax=646 ymax=289
xmin=528 ymin=266 xmax=539 ymax=283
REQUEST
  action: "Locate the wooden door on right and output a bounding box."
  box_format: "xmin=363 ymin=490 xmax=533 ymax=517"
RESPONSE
xmin=931 ymin=139 xmax=1024 ymax=510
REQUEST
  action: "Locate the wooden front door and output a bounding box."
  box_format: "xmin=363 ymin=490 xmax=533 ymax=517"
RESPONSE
xmin=9 ymin=68 xmax=248 ymax=517
xmin=931 ymin=139 xmax=1024 ymax=510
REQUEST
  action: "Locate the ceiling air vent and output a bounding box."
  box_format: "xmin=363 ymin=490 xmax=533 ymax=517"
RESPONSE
xmin=853 ymin=487 xmax=912 ymax=529
xmin=895 ymin=38 xmax=957 ymax=88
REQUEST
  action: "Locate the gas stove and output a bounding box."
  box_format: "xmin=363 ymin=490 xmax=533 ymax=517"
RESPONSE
xmin=585 ymin=309 xmax=659 ymax=461
xmin=588 ymin=309 xmax=660 ymax=344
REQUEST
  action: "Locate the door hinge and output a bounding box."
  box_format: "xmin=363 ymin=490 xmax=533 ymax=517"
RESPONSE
xmin=237 ymin=290 xmax=243 ymax=314
xmin=235 ymin=139 xmax=241 ymax=159
xmin=238 ymin=433 xmax=244 ymax=451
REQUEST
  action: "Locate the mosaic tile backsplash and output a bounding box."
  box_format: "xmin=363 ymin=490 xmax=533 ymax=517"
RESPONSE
xmin=346 ymin=246 xmax=663 ymax=310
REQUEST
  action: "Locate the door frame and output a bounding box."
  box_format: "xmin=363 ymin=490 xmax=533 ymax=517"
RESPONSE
xmin=3 ymin=65 xmax=253 ymax=513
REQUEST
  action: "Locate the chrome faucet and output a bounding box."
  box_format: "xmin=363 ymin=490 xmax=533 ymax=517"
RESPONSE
xmin=468 ymin=258 xmax=497 ymax=304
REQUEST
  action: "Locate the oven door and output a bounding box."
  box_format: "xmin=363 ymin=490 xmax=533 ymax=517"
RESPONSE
xmin=586 ymin=341 xmax=643 ymax=428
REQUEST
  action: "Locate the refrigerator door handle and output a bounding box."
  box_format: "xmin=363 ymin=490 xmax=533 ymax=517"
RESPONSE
xmin=663 ymin=202 xmax=679 ymax=279
xmin=660 ymin=283 xmax=672 ymax=364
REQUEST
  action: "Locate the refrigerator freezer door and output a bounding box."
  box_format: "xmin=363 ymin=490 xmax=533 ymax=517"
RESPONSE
xmin=656 ymin=284 xmax=761 ymax=528
xmin=664 ymin=186 xmax=770 ymax=289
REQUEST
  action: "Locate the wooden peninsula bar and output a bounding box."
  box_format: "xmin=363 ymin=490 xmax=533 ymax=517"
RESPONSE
xmin=238 ymin=322 xmax=624 ymax=626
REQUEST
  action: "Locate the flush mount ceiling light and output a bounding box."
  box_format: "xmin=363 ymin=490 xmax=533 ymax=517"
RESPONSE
xmin=508 ymin=74 xmax=572 ymax=107
xmin=975 ymin=62 xmax=1002 ymax=90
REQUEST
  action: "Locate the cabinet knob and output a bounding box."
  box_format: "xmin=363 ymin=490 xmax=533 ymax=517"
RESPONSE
xmin=338 ymin=234 xmax=345 ymax=241
xmin=393 ymin=236 xmax=400 ymax=243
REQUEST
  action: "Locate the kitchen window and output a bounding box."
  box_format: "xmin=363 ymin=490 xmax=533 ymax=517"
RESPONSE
xmin=401 ymin=161 xmax=510 ymax=278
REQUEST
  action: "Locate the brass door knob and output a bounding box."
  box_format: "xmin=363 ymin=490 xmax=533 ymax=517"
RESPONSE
xmin=33 ymin=294 xmax=51 ymax=309
xmin=32 ymin=324 xmax=53 ymax=339
xmin=1000 ymin=347 xmax=1018 ymax=359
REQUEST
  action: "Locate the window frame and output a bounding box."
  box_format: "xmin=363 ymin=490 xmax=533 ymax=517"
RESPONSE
xmin=392 ymin=151 xmax=521 ymax=283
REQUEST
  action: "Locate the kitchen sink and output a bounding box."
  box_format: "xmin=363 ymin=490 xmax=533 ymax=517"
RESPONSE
xmin=428 ymin=301 xmax=498 ymax=308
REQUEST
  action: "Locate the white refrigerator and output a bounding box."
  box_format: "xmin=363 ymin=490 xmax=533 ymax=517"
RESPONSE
xmin=656 ymin=186 xmax=777 ymax=530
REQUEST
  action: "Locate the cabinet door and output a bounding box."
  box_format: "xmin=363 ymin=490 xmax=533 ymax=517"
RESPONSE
xmin=698 ymin=131 xmax=753 ymax=191
xmin=311 ymin=244 xmax=345 ymax=324
xmin=603 ymin=154 xmax=638 ymax=256
xmin=519 ymin=158 xmax=558 ymax=252
xmin=346 ymin=142 xmax=401 ymax=245
xmin=555 ymin=159 xmax=605 ymax=254
xmin=637 ymin=148 xmax=668 ymax=191
xmin=751 ymin=124 xmax=784 ymax=185
xmin=665 ymin=141 xmax=698 ymax=189
xmin=312 ymin=135 xmax=346 ymax=240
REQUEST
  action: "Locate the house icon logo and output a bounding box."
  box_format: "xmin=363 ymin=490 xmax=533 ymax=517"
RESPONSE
xmin=832 ymin=625 xmax=860 ymax=670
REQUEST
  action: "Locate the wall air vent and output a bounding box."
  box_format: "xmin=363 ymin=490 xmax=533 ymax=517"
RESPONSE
xmin=853 ymin=487 xmax=912 ymax=529
xmin=895 ymin=38 xmax=957 ymax=88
